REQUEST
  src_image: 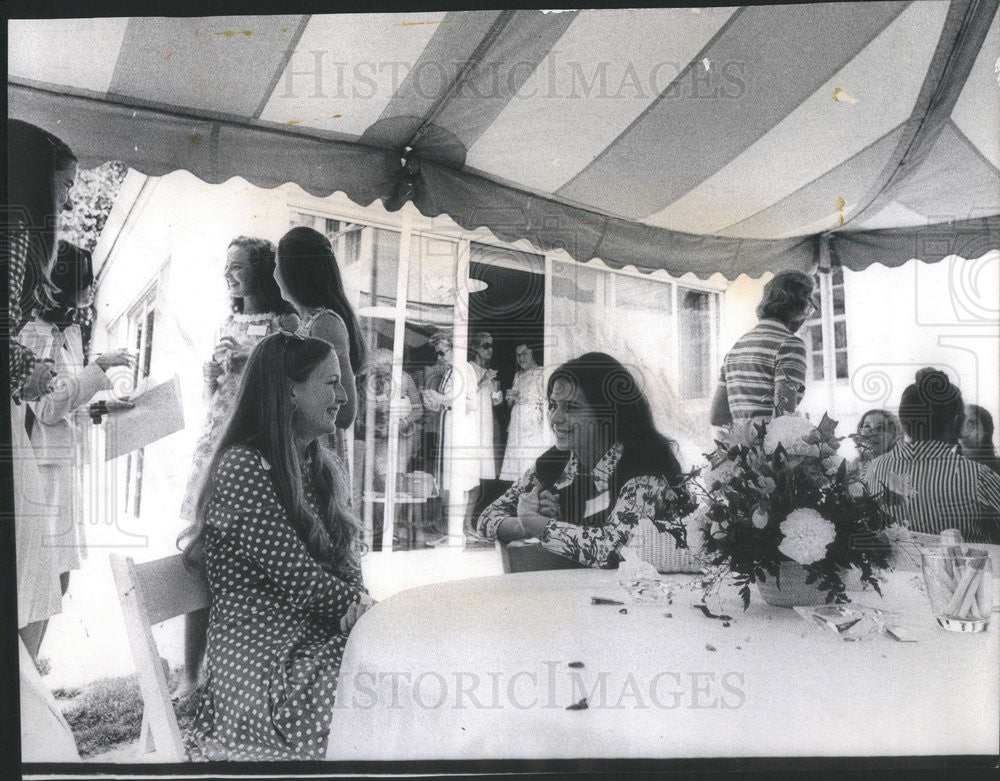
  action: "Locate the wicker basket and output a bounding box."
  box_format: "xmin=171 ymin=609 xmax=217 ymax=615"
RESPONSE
xmin=635 ymin=519 xmax=704 ymax=574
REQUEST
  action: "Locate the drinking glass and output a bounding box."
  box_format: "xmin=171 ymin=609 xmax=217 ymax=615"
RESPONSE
xmin=920 ymin=551 xmax=993 ymax=632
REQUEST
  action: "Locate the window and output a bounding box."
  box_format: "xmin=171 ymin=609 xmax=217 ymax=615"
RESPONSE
xmin=124 ymin=287 xmax=156 ymax=517
xmin=804 ymin=267 xmax=849 ymax=382
xmin=679 ymin=287 xmax=714 ymax=399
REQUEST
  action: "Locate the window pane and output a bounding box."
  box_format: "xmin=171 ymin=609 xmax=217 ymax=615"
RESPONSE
xmin=834 ymin=319 xmax=847 ymax=349
xmin=679 ymin=288 xmax=712 ymax=399
xmin=810 ymin=325 xmax=823 ymax=351
xmin=371 ymin=228 xmax=400 ymax=303
xmin=617 ymin=274 xmax=671 ymax=314
xmin=832 ymin=266 xmax=843 ymax=284
xmin=833 ymin=284 xmax=845 ymax=314
xmin=835 ymin=350 xmax=848 ymax=379
xmin=811 ymin=358 xmax=824 ymax=381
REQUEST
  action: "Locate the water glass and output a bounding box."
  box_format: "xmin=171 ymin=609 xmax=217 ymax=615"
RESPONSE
xmin=920 ymin=551 xmax=993 ymax=632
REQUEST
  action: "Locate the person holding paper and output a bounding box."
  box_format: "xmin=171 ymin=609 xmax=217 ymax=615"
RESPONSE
xmin=176 ymin=236 xmax=299 ymax=700
xmin=180 ymin=332 xmax=370 ymax=761
xmin=17 ymin=243 xmax=135 ymax=659
xmin=477 ymin=352 xmax=687 ymax=569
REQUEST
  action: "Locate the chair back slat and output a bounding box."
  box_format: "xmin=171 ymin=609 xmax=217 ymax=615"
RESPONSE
xmin=134 ymin=554 xmax=210 ymax=626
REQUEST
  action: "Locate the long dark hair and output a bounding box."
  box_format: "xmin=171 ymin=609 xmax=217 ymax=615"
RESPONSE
xmin=962 ymin=404 xmax=998 ymax=459
xmin=276 ymin=226 xmax=365 ymax=372
xmin=8 ymin=119 xmax=77 ymax=319
xmin=544 ymin=352 xmax=683 ymax=492
xmin=38 ymin=240 xmax=93 ymax=329
xmin=227 ymin=236 xmax=296 ymax=316
xmin=180 ymin=332 xmax=364 ymax=575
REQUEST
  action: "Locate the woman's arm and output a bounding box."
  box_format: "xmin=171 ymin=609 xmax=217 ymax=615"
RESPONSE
xmin=32 ymin=363 xmax=112 ymax=425
xmin=542 ymin=476 xmax=667 ymax=568
xmin=477 ymin=467 xmax=539 ymax=542
xmin=709 ymin=365 xmax=732 ymax=426
xmin=213 ymin=448 xmax=364 ymax=622
xmin=310 ymin=311 xmax=358 ymax=428
xmin=774 ymin=337 xmax=808 ymax=415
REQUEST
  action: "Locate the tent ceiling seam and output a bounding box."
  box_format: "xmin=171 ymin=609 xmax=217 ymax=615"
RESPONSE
xmin=844 ymin=0 xmax=1000 ymax=228
xmin=404 ymin=9 xmax=518 ymax=154
xmin=252 ymin=14 xmax=312 ymax=120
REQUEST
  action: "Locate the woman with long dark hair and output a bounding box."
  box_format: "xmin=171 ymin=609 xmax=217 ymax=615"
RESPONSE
xmin=477 ymin=352 xmax=685 ymax=568
xmin=275 ymin=226 xmax=366 ymax=434
xmin=182 ymin=332 xmax=370 ymax=760
xmin=8 ymin=119 xmax=78 ymax=401
xmin=175 ymin=236 xmax=299 ymax=699
xmin=960 ymin=404 xmax=1000 ymax=477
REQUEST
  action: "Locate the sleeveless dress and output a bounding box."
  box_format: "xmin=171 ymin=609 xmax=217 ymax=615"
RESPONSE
xmin=180 ymin=311 xmax=296 ymax=520
xmin=297 ymin=308 xmax=351 ymax=464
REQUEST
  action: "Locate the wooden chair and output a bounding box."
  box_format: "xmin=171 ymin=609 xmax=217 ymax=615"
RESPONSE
xmin=498 ymin=540 xmax=586 ymax=574
xmin=109 ymin=553 xmax=210 ymax=762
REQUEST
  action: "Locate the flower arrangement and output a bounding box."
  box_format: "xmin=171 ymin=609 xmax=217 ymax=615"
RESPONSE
xmin=678 ymin=414 xmax=901 ymax=609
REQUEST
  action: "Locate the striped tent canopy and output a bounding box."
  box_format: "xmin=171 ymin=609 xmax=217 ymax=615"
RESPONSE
xmin=8 ymin=3 xmax=1000 ymax=278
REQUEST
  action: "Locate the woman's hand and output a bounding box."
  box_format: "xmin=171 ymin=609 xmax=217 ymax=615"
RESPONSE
xmin=340 ymin=593 xmax=375 ymax=634
xmin=517 ymin=483 xmax=559 ymax=538
xmin=203 ymin=360 xmax=223 ymax=386
xmin=505 ymin=388 xmax=520 ymax=405
xmin=96 ymin=348 xmax=136 ymax=371
xmin=212 ymin=336 xmax=239 ymax=365
xmin=21 ymin=361 xmax=56 ymax=401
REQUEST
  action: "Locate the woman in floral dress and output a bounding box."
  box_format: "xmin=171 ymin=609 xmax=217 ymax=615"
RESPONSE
xmin=175 ymin=236 xmax=298 ymax=698
xmin=182 ymin=332 xmax=371 ymax=760
xmin=478 ymin=352 xmax=686 ymax=568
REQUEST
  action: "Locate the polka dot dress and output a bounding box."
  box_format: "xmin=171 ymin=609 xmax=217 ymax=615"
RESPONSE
xmin=185 ymin=445 xmax=366 ymax=761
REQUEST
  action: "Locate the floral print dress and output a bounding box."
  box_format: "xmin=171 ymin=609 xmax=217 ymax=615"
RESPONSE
xmin=180 ymin=311 xmax=296 ymax=520
xmin=478 ymin=442 xmax=677 ymax=568
xmin=186 ymin=445 xmax=367 ymax=761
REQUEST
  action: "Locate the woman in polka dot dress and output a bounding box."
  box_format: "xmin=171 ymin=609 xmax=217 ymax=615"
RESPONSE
xmin=181 ymin=332 xmax=372 ymax=760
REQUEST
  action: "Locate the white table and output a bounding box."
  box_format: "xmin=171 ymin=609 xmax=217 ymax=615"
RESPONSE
xmin=326 ymin=569 xmax=999 ymax=760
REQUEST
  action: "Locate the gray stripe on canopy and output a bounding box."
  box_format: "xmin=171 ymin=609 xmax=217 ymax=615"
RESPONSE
xmin=718 ymin=126 xmax=906 ymax=238
xmin=364 ymin=10 xmax=506 ymax=147
xmin=364 ymin=10 xmax=579 ymax=155
xmin=892 ymin=120 xmax=1000 ymax=222
xmin=555 ymin=2 xmax=909 ymax=219
xmin=108 ymin=16 xmax=304 ymax=118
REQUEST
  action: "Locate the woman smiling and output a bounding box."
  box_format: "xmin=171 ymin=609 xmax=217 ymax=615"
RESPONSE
xmin=181 ymin=332 xmax=370 ymax=760
xmin=477 ymin=352 xmax=685 ymax=568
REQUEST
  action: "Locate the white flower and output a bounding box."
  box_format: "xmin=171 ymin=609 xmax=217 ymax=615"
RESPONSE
xmin=847 ymin=481 xmax=865 ymax=498
xmin=751 ymin=506 xmax=769 ymax=529
xmin=683 ymin=506 xmax=712 ymax=552
xmin=822 ymin=455 xmax=844 ymax=474
xmin=762 ymin=415 xmax=820 ymax=457
xmin=778 ymin=508 xmax=837 ymax=565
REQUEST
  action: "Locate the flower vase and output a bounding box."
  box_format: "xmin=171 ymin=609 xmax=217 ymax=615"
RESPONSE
xmin=755 ymin=561 xmax=828 ymax=607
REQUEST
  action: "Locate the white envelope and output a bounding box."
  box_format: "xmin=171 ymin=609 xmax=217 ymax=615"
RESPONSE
xmin=104 ymin=374 xmax=185 ymax=461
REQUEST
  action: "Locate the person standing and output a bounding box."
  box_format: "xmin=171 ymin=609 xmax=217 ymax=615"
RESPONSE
xmin=499 ymin=343 xmax=551 ymax=481
xmin=18 ymin=244 xmax=135 ymax=659
xmin=175 ymin=236 xmax=298 ymax=700
xmin=710 ymin=270 xmax=814 ymax=434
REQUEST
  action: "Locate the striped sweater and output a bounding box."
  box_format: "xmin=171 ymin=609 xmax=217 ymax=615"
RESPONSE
xmin=718 ymin=318 xmax=808 ymax=420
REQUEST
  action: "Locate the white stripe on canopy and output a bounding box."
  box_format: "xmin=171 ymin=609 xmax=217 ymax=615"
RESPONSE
xmin=8 ymin=18 xmax=129 ymax=94
xmin=258 ymin=12 xmax=447 ymax=136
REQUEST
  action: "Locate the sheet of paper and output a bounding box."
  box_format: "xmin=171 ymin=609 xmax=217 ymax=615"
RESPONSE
xmin=104 ymin=374 xmax=185 ymax=461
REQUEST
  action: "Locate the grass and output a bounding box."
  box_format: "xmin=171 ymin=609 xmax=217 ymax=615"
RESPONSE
xmin=62 ymin=666 xmax=197 ymax=759
xmin=62 ymin=675 xmax=144 ymax=757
